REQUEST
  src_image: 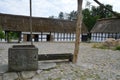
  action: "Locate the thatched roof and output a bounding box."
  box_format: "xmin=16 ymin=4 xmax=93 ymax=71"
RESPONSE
xmin=0 ymin=13 xmax=88 ymax=33
xmin=91 ymin=18 xmax=120 ymax=33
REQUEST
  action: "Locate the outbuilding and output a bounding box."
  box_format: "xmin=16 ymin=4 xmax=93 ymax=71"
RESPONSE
xmin=91 ymin=18 xmax=120 ymax=42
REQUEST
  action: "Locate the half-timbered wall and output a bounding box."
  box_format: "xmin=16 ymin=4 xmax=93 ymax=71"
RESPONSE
xmin=21 ymin=32 xmax=83 ymax=42
xmin=54 ymin=33 xmax=77 ymax=41
xmin=91 ymin=33 xmax=120 ymax=42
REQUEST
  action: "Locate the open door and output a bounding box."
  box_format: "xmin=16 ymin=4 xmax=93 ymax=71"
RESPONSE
xmin=47 ymin=34 xmax=51 ymax=41
xmin=34 ymin=34 xmax=39 ymax=42
xmin=27 ymin=34 xmax=31 ymax=41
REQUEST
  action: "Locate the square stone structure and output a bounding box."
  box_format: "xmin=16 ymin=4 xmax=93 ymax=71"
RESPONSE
xmin=8 ymin=45 xmax=38 ymax=71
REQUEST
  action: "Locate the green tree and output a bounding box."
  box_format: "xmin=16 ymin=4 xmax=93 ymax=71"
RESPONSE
xmin=82 ymin=8 xmax=100 ymax=32
xmin=91 ymin=4 xmax=113 ymax=18
xmin=9 ymin=32 xmax=19 ymax=39
xmin=68 ymin=10 xmax=77 ymax=20
xmin=58 ymin=12 xmax=64 ymax=19
xmin=7 ymin=31 xmax=19 ymax=42
xmin=0 ymin=26 xmax=5 ymax=40
xmin=82 ymin=4 xmax=113 ymax=32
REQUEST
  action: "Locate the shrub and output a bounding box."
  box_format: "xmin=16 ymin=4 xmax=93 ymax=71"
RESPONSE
xmin=92 ymin=40 xmax=120 ymax=51
xmin=92 ymin=43 xmax=110 ymax=49
xmin=92 ymin=43 xmax=101 ymax=48
xmin=0 ymin=26 xmax=5 ymax=40
xmin=115 ymin=46 xmax=120 ymax=50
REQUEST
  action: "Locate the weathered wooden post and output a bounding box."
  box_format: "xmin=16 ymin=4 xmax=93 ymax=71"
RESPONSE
xmin=73 ymin=0 xmax=83 ymax=63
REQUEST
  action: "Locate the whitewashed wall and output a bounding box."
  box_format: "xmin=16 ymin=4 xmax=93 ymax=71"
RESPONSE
xmin=21 ymin=32 xmax=84 ymax=42
xmin=91 ymin=33 xmax=120 ymax=42
xmin=53 ymin=33 xmax=83 ymax=42
xmin=0 ymin=39 xmax=6 ymax=42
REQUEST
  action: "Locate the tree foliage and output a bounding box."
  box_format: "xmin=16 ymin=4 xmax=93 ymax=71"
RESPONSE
xmin=58 ymin=12 xmax=64 ymax=19
xmin=83 ymin=4 xmax=113 ymax=31
xmin=0 ymin=26 xmax=5 ymax=40
xmin=82 ymin=8 xmax=98 ymax=32
xmin=68 ymin=10 xmax=77 ymax=20
xmin=91 ymin=5 xmax=113 ymax=18
xmin=9 ymin=32 xmax=19 ymax=39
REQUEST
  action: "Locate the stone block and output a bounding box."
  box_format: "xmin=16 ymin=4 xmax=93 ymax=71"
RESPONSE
xmin=3 ymin=72 xmax=18 ymax=80
xmin=8 ymin=45 xmax=38 ymax=71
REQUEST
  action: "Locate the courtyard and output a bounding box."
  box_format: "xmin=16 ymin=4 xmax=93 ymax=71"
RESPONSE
xmin=0 ymin=42 xmax=120 ymax=80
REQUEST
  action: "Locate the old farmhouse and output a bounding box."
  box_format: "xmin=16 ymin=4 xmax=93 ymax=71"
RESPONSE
xmin=91 ymin=18 xmax=120 ymax=42
xmin=0 ymin=13 xmax=88 ymax=42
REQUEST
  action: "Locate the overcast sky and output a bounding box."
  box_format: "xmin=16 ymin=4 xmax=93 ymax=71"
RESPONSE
xmin=0 ymin=0 xmax=120 ymax=17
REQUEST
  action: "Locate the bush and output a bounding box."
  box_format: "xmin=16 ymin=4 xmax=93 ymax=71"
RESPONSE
xmin=0 ymin=26 xmax=5 ymax=40
xmin=115 ymin=46 xmax=120 ymax=50
xmin=92 ymin=43 xmax=111 ymax=50
xmin=92 ymin=39 xmax=120 ymax=51
xmin=92 ymin=43 xmax=101 ymax=48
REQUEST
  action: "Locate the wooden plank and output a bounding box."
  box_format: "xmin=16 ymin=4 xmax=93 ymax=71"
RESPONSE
xmin=38 ymin=53 xmax=73 ymax=62
xmin=73 ymin=0 xmax=83 ymax=63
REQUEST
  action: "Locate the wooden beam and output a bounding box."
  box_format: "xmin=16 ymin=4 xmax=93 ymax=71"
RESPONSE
xmin=38 ymin=53 xmax=73 ymax=62
xmin=73 ymin=0 xmax=83 ymax=63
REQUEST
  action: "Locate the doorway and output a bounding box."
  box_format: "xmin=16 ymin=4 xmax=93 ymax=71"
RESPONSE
xmin=47 ymin=34 xmax=51 ymax=41
xmin=34 ymin=34 xmax=39 ymax=42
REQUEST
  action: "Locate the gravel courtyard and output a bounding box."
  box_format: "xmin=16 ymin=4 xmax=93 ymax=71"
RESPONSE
xmin=0 ymin=42 xmax=120 ymax=80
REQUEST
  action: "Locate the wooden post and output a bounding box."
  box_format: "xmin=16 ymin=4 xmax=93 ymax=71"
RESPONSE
xmin=73 ymin=0 xmax=83 ymax=63
xmin=30 ymin=0 xmax=33 ymax=45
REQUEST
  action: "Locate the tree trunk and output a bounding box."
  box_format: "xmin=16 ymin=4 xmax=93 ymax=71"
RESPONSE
xmin=73 ymin=0 xmax=83 ymax=63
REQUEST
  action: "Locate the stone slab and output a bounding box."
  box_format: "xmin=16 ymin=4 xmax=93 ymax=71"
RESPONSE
xmin=21 ymin=71 xmax=36 ymax=79
xmin=0 ymin=64 xmax=8 ymax=74
xmin=3 ymin=72 xmax=18 ymax=80
xmin=38 ymin=62 xmax=56 ymax=70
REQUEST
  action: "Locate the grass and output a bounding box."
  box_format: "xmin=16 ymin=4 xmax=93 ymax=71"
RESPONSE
xmin=92 ymin=43 xmax=120 ymax=51
xmin=92 ymin=43 xmax=109 ymax=49
xmin=0 ymin=49 xmax=4 ymax=50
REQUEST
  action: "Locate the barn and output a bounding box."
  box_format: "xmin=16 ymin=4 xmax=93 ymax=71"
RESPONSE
xmin=0 ymin=13 xmax=88 ymax=42
xmin=91 ymin=18 xmax=120 ymax=42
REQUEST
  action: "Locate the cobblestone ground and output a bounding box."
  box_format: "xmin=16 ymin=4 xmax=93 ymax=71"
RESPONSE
xmin=0 ymin=42 xmax=120 ymax=80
